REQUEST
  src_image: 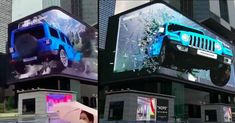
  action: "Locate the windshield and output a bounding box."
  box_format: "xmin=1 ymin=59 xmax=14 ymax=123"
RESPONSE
xmin=14 ymin=25 xmax=45 ymax=40
xmin=167 ymin=24 xmax=204 ymax=35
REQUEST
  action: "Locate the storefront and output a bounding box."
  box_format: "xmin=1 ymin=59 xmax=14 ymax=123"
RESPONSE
xmin=104 ymin=89 xmax=174 ymax=122
xmin=18 ymin=89 xmax=77 ymax=115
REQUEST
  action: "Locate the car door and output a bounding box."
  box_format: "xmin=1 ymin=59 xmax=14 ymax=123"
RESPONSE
xmin=64 ymin=35 xmax=75 ymax=60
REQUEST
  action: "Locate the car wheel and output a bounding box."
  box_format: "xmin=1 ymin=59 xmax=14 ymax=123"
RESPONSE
xmin=59 ymin=48 xmax=69 ymax=67
xmin=14 ymin=34 xmax=38 ymax=58
xmin=158 ymin=43 xmax=166 ymax=65
xmin=157 ymin=43 xmax=173 ymax=66
xmin=210 ymin=64 xmax=230 ymax=86
xmin=77 ymin=61 xmax=86 ymax=73
xmin=14 ymin=62 xmax=26 ymax=74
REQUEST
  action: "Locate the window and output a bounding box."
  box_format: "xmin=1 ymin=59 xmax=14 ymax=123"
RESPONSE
xmin=167 ymin=24 xmax=204 ymax=34
xmin=187 ymin=104 xmax=201 ymax=118
xmin=219 ymin=0 xmax=229 ymax=22
xmin=205 ymin=110 xmax=217 ymax=122
xmin=231 ymin=107 xmax=235 ymax=122
xmin=59 ymin=32 xmax=66 ymax=42
xmin=81 ymin=96 xmax=89 ymax=106
xmin=15 ymin=25 xmax=45 ymax=40
xmin=49 ymin=27 xmax=59 ymax=38
xmin=90 ymin=97 xmax=97 ymax=108
xmin=108 ymin=101 xmax=124 ymax=120
xmin=180 ymin=0 xmax=193 ymax=18
xmin=65 ymin=36 xmax=72 ymax=46
xmin=22 ymin=98 xmax=35 ymax=114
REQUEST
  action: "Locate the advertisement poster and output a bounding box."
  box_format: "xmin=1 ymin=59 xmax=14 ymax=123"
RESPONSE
xmin=137 ymin=97 xmax=156 ymax=121
xmin=8 ymin=7 xmax=98 ymax=83
xmin=223 ymin=106 xmax=232 ymax=122
xmin=112 ymin=2 xmax=235 ymax=90
xmin=46 ymin=93 xmax=73 ymax=113
xmin=156 ymin=99 xmax=168 ymax=121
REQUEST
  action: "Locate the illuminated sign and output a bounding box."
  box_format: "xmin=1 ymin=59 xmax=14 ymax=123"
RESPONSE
xmin=156 ymin=99 xmax=168 ymax=121
xmin=223 ymin=106 xmax=232 ymax=122
xmin=46 ymin=93 xmax=73 ymax=113
xmin=137 ymin=97 xmax=156 ymax=121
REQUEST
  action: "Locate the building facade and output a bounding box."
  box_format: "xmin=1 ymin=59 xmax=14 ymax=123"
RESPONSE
xmin=0 ymin=0 xmax=12 ymax=53
xmin=0 ymin=0 xmax=12 ymax=103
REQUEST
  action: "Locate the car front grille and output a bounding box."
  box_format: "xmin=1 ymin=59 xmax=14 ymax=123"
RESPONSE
xmin=189 ymin=35 xmax=215 ymax=52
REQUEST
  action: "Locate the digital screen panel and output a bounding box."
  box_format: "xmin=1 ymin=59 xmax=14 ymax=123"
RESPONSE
xmin=111 ymin=2 xmax=235 ymax=91
xmin=46 ymin=93 xmax=73 ymax=113
xmin=7 ymin=7 xmax=97 ymax=83
xmin=137 ymin=97 xmax=156 ymax=121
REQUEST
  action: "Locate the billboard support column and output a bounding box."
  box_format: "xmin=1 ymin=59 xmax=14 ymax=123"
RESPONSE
xmin=57 ymin=79 xmax=61 ymax=90
xmin=172 ymin=82 xmax=185 ymax=121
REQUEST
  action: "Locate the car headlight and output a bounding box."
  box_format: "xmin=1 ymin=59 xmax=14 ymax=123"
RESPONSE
xmin=181 ymin=34 xmax=190 ymax=42
xmin=158 ymin=27 xmax=165 ymax=33
xmin=215 ymin=42 xmax=222 ymax=50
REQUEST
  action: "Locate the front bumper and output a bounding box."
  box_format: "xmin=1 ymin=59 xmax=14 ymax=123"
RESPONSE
xmin=169 ymin=41 xmax=233 ymax=65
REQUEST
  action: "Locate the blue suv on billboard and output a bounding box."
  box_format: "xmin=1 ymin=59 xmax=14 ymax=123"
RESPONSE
xmin=147 ymin=22 xmax=233 ymax=86
xmin=9 ymin=22 xmax=82 ymax=73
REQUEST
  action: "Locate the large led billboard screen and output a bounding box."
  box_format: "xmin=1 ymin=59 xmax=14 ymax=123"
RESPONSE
xmin=104 ymin=1 xmax=235 ymax=92
xmin=7 ymin=7 xmax=97 ymax=83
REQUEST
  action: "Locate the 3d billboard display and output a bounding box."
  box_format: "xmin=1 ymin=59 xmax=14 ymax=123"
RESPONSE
xmin=107 ymin=1 xmax=235 ymax=91
xmin=7 ymin=7 xmax=97 ymax=83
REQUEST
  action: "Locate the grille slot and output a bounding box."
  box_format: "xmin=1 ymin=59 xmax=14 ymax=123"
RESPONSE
xmin=189 ymin=35 xmax=215 ymax=52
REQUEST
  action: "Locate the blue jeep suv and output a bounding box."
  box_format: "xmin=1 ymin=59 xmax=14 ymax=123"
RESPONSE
xmin=147 ymin=22 xmax=233 ymax=86
xmin=9 ymin=22 xmax=82 ymax=73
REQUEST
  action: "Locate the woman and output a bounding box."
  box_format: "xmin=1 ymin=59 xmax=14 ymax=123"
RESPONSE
xmin=80 ymin=110 xmax=94 ymax=123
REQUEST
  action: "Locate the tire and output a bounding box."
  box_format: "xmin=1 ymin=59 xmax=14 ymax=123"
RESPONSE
xmin=77 ymin=61 xmax=86 ymax=73
xmin=158 ymin=43 xmax=166 ymax=65
xmin=58 ymin=48 xmax=69 ymax=68
xmin=156 ymin=43 xmax=172 ymax=66
xmin=14 ymin=34 xmax=38 ymax=58
xmin=210 ymin=64 xmax=231 ymax=86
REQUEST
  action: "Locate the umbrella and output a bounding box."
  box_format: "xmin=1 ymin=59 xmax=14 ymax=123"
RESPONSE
xmin=52 ymin=101 xmax=97 ymax=123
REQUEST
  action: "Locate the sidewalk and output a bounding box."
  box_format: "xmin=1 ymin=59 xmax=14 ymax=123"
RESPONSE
xmin=0 ymin=112 xmax=18 ymax=119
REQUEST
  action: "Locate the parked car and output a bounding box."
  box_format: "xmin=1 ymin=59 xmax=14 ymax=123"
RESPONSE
xmin=147 ymin=22 xmax=233 ymax=86
xmin=9 ymin=22 xmax=82 ymax=73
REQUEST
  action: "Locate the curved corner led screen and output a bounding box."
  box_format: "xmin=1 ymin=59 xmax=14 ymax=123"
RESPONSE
xmin=112 ymin=2 xmax=235 ymax=90
xmin=8 ymin=7 xmax=97 ymax=83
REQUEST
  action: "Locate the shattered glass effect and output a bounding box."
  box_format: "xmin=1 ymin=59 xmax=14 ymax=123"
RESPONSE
xmin=114 ymin=3 xmax=235 ymax=90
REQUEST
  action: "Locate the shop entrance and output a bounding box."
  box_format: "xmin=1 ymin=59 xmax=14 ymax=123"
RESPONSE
xmin=184 ymin=88 xmax=209 ymax=123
